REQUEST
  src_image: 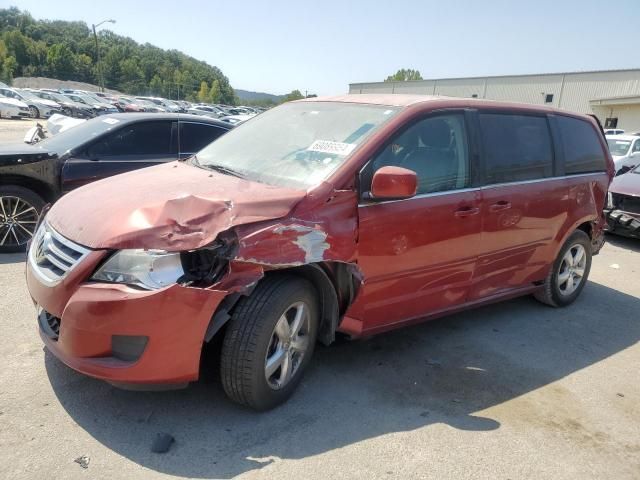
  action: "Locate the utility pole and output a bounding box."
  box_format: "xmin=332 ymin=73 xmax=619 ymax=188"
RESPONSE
xmin=91 ymin=19 xmax=116 ymax=92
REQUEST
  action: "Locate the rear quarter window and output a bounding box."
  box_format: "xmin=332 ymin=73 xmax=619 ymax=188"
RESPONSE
xmin=557 ymin=116 xmax=607 ymax=174
xmin=479 ymin=113 xmax=554 ymax=184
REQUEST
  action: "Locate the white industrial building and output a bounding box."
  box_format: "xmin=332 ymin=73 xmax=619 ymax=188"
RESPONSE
xmin=349 ymin=69 xmax=640 ymax=132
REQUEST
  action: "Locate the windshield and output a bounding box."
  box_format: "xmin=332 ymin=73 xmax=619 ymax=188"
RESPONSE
xmin=17 ymin=90 xmax=38 ymax=101
xmin=66 ymin=94 xmax=95 ymax=105
xmin=37 ymin=116 xmax=122 ymax=154
xmin=195 ymin=101 xmax=399 ymax=189
xmin=84 ymin=93 xmax=112 ymax=105
xmin=49 ymin=93 xmax=70 ymax=103
xmin=607 ymin=139 xmax=632 ymax=156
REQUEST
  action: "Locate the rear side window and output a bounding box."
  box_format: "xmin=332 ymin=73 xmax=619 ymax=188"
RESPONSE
xmin=180 ymin=122 xmax=227 ymax=154
xmin=479 ymin=113 xmax=553 ymax=184
xmin=86 ymin=121 xmax=175 ymax=157
xmin=557 ymin=116 xmax=607 ymax=174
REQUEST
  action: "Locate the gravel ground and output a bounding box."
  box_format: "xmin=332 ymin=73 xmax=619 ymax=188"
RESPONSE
xmin=0 ymin=118 xmax=41 ymax=144
xmin=0 ymin=118 xmax=638 ymax=479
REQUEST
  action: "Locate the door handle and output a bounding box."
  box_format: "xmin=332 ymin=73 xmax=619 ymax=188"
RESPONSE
xmin=454 ymin=206 xmax=480 ymax=217
xmin=489 ymin=201 xmax=511 ymax=212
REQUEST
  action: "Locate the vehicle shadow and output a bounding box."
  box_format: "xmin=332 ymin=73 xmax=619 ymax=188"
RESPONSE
xmin=0 ymin=252 xmax=26 ymax=265
xmin=45 ymin=281 xmax=640 ymax=478
xmin=605 ymin=232 xmax=640 ymax=253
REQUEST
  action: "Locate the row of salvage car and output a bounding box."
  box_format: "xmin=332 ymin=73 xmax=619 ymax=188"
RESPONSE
xmin=0 ymin=84 xmax=261 ymax=126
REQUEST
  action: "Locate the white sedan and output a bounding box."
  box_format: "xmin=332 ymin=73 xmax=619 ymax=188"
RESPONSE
xmin=0 ymin=95 xmax=30 ymax=119
xmin=606 ymin=134 xmax=640 ymax=173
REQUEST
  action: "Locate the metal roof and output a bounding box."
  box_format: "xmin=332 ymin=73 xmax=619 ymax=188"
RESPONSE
xmin=350 ymin=68 xmax=640 ymax=86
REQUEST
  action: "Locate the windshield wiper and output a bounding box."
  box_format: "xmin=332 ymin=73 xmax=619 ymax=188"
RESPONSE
xmin=201 ymin=162 xmax=246 ymax=179
xmin=186 ymin=154 xmax=246 ymax=178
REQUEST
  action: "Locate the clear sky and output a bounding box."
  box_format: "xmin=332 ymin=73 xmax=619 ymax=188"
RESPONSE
xmin=4 ymin=0 xmax=640 ymax=96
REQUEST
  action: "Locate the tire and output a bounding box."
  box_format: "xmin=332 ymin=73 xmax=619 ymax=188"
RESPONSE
xmin=534 ymin=230 xmax=592 ymax=307
xmin=0 ymin=185 xmax=45 ymax=253
xmin=28 ymin=106 xmax=39 ymax=119
xmin=220 ymin=274 xmax=319 ymax=410
xmin=62 ymin=107 xmax=72 ymax=117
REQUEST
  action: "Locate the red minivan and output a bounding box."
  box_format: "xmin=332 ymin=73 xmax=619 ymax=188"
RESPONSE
xmin=26 ymin=95 xmax=614 ymax=410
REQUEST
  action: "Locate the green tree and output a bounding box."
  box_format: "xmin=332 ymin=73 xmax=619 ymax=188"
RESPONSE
xmin=2 ymin=29 xmax=29 ymax=73
xmin=46 ymin=43 xmax=75 ymax=79
xmin=208 ymin=79 xmax=221 ymax=103
xmin=119 ymin=58 xmax=145 ymax=94
xmin=197 ymin=81 xmax=209 ymax=102
xmin=283 ymin=89 xmax=304 ymax=102
xmin=149 ymin=74 xmax=163 ymax=95
xmin=384 ymin=68 xmax=423 ymax=82
xmin=0 ymin=7 xmax=237 ymax=98
xmin=74 ymin=53 xmax=93 ymax=82
xmin=1 ymin=55 xmax=17 ymax=83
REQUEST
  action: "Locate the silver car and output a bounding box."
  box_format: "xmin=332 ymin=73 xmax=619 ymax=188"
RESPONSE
xmin=0 ymin=87 xmax=61 ymax=118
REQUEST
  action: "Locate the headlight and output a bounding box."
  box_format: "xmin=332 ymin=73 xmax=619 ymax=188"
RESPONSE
xmin=91 ymin=250 xmax=184 ymax=290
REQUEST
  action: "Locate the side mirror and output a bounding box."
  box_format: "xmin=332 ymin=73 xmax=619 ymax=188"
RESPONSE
xmin=370 ymin=166 xmax=417 ymax=200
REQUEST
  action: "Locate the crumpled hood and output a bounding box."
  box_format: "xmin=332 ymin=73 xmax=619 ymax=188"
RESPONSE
xmin=47 ymin=161 xmax=307 ymax=251
xmin=609 ymin=170 xmax=640 ymax=197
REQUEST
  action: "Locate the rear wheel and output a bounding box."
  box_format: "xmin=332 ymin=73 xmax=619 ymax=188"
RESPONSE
xmin=220 ymin=275 xmax=318 ymax=410
xmin=534 ymin=230 xmax=592 ymax=307
xmin=0 ymin=186 xmax=44 ymax=253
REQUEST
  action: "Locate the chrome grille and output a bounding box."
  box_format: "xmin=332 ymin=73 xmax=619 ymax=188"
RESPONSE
xmin=28 ymin=222 xmax=90 ymax=285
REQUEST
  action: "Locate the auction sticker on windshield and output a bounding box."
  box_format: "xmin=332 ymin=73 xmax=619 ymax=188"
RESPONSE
xmin=307 ymin=140 xmax=357 ymax=156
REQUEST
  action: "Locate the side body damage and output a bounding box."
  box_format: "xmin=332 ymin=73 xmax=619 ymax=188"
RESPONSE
xmin=201 ymin=183 xmax=363 ymax=346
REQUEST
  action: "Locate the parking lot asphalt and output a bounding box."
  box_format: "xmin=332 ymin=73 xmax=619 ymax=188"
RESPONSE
xmin=0 ymin=118 xmax=40 ymax=143
xmin=0 ymin=118 xmax=639 ymax=479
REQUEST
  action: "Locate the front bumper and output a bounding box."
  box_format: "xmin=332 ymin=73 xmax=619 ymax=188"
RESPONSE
xmin=27 ymin=251 xmax=228 ymax=385
xmin=604 ymin=209 xmax=640 ymax=238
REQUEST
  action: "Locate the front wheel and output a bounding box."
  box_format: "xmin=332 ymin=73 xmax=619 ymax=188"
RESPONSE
xmin=0 ymin=186 xmax=44 ymax=253
xmin=534 ymin=230 xmax=592 ymax=307
xmin=220 ymin=275 xmax=318 ymax=410
xmin=28 ymin=106 xmax=39 ymax=119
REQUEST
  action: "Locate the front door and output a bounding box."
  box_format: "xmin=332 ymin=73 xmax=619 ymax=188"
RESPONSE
xmin=61 ymin=120 xmax=178 ymax=192
xmin=355 ymin=112 xmax=483 ymax=332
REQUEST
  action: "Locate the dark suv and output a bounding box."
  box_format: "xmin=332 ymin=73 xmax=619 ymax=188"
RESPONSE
xmin=0 ymin=113 xmax=232 ymax=252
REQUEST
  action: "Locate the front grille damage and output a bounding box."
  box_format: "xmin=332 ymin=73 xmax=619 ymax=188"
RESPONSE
xmin=604 ymin=193 xmax=640 ymax=238
xmin=611 ymin=193 xmax=640 ymax=214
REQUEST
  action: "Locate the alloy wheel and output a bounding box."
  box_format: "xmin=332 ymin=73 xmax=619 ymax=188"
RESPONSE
xmin=557 ymin=243 xmax=587 ymax=296
xmin=264 ymin=301 xmax=311 ymax=390
xmin=0 ymin=196 xmax=39 ymax=248
xmin=29 ymin=106 xmax=38 ymax=118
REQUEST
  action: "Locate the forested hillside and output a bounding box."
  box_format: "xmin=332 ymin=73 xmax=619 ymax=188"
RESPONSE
xmin=0 ymin=7 xmax=236 ymax=103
